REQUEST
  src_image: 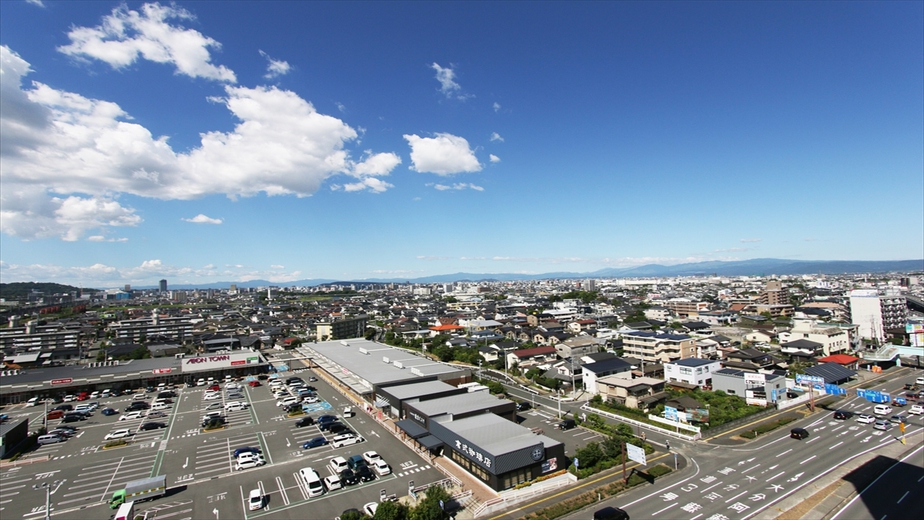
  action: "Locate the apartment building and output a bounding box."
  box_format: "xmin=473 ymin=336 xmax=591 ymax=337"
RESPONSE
xmin=621 ymin=331 xmax=695 ymax=363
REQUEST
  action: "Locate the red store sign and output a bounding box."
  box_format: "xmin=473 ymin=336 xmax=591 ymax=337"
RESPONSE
xmin=51 ymin=378 xmax=73 ymax=385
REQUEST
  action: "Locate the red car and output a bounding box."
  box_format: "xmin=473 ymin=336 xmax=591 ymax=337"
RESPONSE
xmin=46 ymin=410 xmax=64 ymax=420
xmin=76 ymin=392 xmax=89 ymax=401
xmin=208 ymin=384 xmax=220 ymax=391
xmin=248 ymin=381 xmax=261 ymax=387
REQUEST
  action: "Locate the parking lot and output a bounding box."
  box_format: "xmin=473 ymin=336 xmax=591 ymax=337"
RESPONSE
xmin=0 ymin=365 xmax=445 ymax=519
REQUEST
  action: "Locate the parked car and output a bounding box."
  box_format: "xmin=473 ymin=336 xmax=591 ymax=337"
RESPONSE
xmin=248 ymin=381 xmax=261 ymax=387
xmin=363 ymin=451 xmax=382 ymax=464
xmin=62 ymin=413 xmax=85 ymax=423
xmin=347 ymin=454 xmax=368 ymax=471
xmin=139 ymin=422 xmax=167 ymax=431
xmin=517 ymin=401 xmax=533 ymax=411
xmin=119 ymin=411 xmax=145 ymax=421
xmin=317 ymin=414 xmax=337 ymax=424
xmin=327 ymin=423 xmax=351 ymax=435
xmin=329 ymin=456 xmax=349 ymax=474
xmin=132 ymin=394 xmax=147 ymax=401
xmin=233 ymin=446 xmax=262 ymax=458
xmin=302 ymin=436 xmax=328 ymax=449
xmin=105 ymin=429 xmax=134 ymax=440
xmin=356 ymin=465 xmax=375 ymax=482
xmin=364 ymin=502 xmax=378 ymax=517
xmin=295 ymin=416 xmax=315 ymax=427
xmin=235 ymin=455 xmax=266 ymax=471
xmin=339 ymin=469 xmax=358 ymax=486
xmin=46 ymin=410 xmax=64 ymax=420
xmin=557 ymin=419 xmax=576 ymax=430
xmin=331 ymin=433 xmax=361 ymax=448
xmin=372 ymin=459 xmax=391 ymax=476
xmin=248 ymin=489 xmax=264 ymax=511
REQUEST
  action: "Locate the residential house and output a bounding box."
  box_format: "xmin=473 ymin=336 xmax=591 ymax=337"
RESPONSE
xmin=507 ymin=346 xmax=557 ymax=368
xmin=596 ymin=375 xmax=667 ymax=410
xmin=663 ymin=358 xmax=722 ymax=388
xmin=582 ymin=358 xmax=634 ymax=395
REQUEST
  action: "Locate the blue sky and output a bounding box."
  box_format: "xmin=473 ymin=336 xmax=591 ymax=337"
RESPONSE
xmin=1 ymin=1 xmax=921 ymax=288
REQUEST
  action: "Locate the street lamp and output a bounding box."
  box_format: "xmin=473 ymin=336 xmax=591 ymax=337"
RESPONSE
xmin=33 ymin=480 xmax=60 ymax=520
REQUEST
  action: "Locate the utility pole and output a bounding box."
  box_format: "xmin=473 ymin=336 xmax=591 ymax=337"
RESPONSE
xmin=557 ymin=388 xmax=562 ymax=419
xmin=33 ymin=480 xmax=59 ymax=520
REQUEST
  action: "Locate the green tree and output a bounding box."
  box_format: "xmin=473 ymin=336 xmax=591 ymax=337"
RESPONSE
xmin=340 ymin=510 xmax=367 ymax=520
xmin=410 ymin=486 xmax=451 ymax=520
xmin=374 ymin=500 xmax=409 ymax=520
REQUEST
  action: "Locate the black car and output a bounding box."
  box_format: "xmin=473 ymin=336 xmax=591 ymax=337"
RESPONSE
xmin=101 ymin=408 xmax=119 ymax=416
xmin=139 ymin=422 xmax=167 ymax=431
xmin=557 ymin=419 xmax=576 ymax=430
xmin=593 ymin=506 xmax=630 ymax=520
xmin=62 ymin=413 xmax=85 ymax=423
xmin=302 ymin=436 xmax=327 ymax=449
xmin=284 ymin=404 xmax=303 ymax=414
xmin=317 ymin=414 xmax=337 ymax=424
xmin=126 ymin=402 xmax=149 ymax=411
xmin=356 ymin=465 xmax=375 ymax=482
xmin=517 ymin=401 xmax=532 ymax=411
xmin=158 ymin=391 xmax=177 ymax=398
xmin=833 ymin=410 xmax=853 ymax=420
xmin=50 ymin=426 xmax=77 ymax=436
xmin=295 ymin=416 xmax=315 ymax=427
xmin=790 ymin=427 xmax=809 ymax=440
xmin=233 ymin=446 xmax=262 ymax=457
xmin=328 ymin=423 xmax=351 ymax=435
xmin=202 ymin=416 xmax=227 ymax=428
xmin=319 ymin=421 xmax=342 ymax=432
xmin=257 ymin=374 xmax=269 ymax=380
xmin=339 ymin=469 xmax=359 ymax=486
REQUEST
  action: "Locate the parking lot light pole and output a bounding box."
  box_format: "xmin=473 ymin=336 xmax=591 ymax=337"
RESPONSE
xmin=33 ymin=480 xmax=59 ymax=520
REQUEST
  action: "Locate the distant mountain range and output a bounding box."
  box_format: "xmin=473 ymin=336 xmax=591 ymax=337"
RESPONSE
xmin=141 ymin=258 xmax=923 ymax=290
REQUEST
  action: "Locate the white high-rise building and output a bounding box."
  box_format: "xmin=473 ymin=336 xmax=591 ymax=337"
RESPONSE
xmin=849 ymin=289 xmax=907 ymax=342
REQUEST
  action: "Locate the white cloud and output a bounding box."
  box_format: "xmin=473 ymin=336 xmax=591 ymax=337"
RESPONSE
xmin=335 ymin=102 xmax=346 ymax=113
xmin=431 ymin=62 xmax=460 ymax=97
xmin=740 ymin=238 xmax=762 ymax=243
xmin=87 ymin=235 xmax=128 ymax=242
xmin=490 ymin=132 xmax=503 ymax=142
xmin=489 ymin=154 xmax=500 ymax=163
xmin=26 ymin=0 xmax=46 ymax=8
xmin=404 ymin=133 xmax=481 ymax=175
xmin=58 ymin=3 xmax=236 ymax=83
xmin=0 ymin=45 xmax=401 ymax=239
xmin=493 ymin=102 xmax=501 ymax=112
xmin=259 ymin=50 xmax=291 ymax=79
xmin=182 ymin=214 xmax=222 ymax=224
xmin=431 ymin=183 xmax=484 ymax=192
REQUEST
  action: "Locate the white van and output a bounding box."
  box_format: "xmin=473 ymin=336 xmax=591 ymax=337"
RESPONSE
xmin=25 ymin=396 xmax=40 ymax=407
xmin=151 ymin=402 xmax=169 ymax=411
xmin=298 ymin=468 xmax=324 ymax=497
xmin=38 ymin=434 xmax=65 ymax=445
xmin=873 ymin=404 xmax=893 ymax=415
xmin=331 ymin=434 xmax=361 ymax=448
xmin=225 ymin=401 xmax=248 ymax=411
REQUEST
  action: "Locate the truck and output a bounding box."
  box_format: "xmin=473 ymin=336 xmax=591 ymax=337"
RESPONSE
xmin=109 ymin=475 xmax=166 ymax=509
xmin=112 ymin=501 xmax=135 ymax=520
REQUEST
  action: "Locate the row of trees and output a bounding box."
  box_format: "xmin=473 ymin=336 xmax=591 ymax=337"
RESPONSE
xmin=339 ymin=486 xmax=453 ymax=520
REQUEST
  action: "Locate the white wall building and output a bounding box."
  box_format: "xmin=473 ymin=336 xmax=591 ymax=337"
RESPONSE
xmin=663 ymin=358 xmax=722 ymax=387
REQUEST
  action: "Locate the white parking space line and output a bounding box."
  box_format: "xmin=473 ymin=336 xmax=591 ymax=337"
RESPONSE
xmin=276 ymin=476 xmax=290 ymax=506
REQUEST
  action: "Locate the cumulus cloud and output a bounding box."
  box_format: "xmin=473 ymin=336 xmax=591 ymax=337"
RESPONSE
xmin=489 ymin=154 xmax=500 ymax=163
xmin=493 ymin=102 xmax=501 ymax=112
xmin=431 ymin=183 xmax=484 ymax=192
xmin=183 ymin=214 xmax=222 ymax=224
xmin=259 ymin=50 xmax=291 ymax=79
xmin=58 ymin=2 xmax=236 ymax=83
xmin=404 ymin=133 xmax=481 ymax=175
xmin=0 ymin=45 xmax=401 ymax=239
xmin=490 ymin=132 xmax=503 ymax=142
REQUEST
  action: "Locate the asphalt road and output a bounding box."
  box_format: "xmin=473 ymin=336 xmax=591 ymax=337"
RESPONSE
xmin=555 ymin=369 xmax=924 ymax=520
xmin=0 ymin=362 xmax=443 ymax=520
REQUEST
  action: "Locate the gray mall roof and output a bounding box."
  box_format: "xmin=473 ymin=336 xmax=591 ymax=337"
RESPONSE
xmin=379 ymin=380 xmax=459 ymax=400
xmin=409 ymin=391 xmax=512 ymax=418
xmin=301 ymin=339 xmax=464 ymax=386
xmin=433 ymin=413 xmax=562 ymax=457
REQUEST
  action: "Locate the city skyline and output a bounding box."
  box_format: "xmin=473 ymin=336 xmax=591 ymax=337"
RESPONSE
xmin=1 ymin=1 xmax=922 ymax=288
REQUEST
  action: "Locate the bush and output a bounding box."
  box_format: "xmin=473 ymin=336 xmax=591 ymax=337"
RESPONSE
xmin=739 ymin=416 xmax=796 ymax=439
xmin=648 ymin=464 xmax=673 ymax=478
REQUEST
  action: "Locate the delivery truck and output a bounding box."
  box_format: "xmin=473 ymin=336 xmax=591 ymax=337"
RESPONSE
xmin=112 ymin=501 xmax=135 ymax=520
xmin=109 ymin=475 xmax=166 ymax=508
